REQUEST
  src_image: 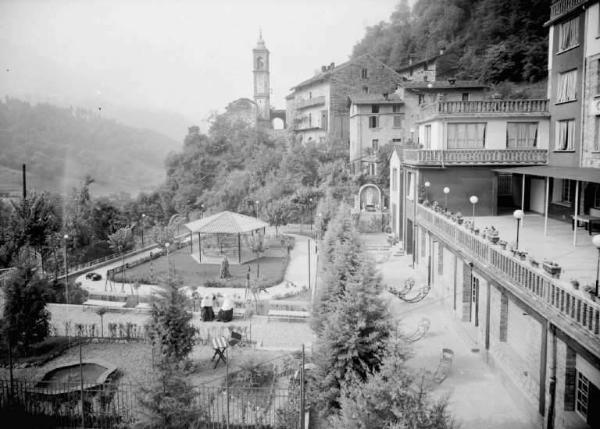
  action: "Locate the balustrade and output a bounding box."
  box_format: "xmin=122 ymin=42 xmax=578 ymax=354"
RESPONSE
xmin=403 ymin=149 xmax=547 ymax=166
xmin=550 ymin=0 xmax=586 ymax=20
xmin=417 ymin=204 xmax=600 ymax=341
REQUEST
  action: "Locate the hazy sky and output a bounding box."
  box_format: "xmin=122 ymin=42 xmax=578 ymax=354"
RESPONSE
xmin=0 ymin=0 xmax=400 ymax=127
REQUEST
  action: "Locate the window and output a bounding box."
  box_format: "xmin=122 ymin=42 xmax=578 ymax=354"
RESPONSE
xmin=561 ymin=179 xmax=573 ymax=203
xmin=371 ymin=104 xmax=379 ymax=113
xmin=418 ymin=94 xmax=425 ymax=105
xmin=369 ymin=163 xmax=376 ymax=176
xmin=558 ymin=17 xmax=579 ymax=52
xmin=437 ymin=243 xmax=443 ymax=275
xmin=407 ymin=172 xmax=415 ymax=200
xmin=593 ymin=184 xmax=600 ymax=207
xmin=361 ymin=68 xmax=368 ymax=79
xmin=423 ymin=75 xmax=428 ymax=82
xmin=576 ymin=372 xmax=589 ymax=419
xmin=557 ymin=69 xmax=577 ymax=103
xmin=372 ymin=139 xmax=379 ymax=152
xmin=308 ymin=113 xmax=312 ymax=128
xmin=362 ymin=86 xmax=369 ymax=94
xmin=555 ymin=119 xmax=575 ymax=151
xmin=507 ymin=122 xmax=538 ymax=148
xmin=595 ymin=116 xmax=600 ymax=151
xmin=424 ymin=125 xmax=432 ymax=148
xmin=392 ymin=138 xmax=402 ymax=143
xmin=392 ymin=168 xmax=398 ymax=191
xmin=462 ymin=92 xmax=469 ymax=101
xmin=393 ymin=115 xmax=403 ymax=128
xmin=369 ymin=116 xmax=379 ymax=128
xmin=447 ymin=123 xmax=486 ymax=149
xmin=309 ymin=91 xmax=312 ymax=99
xmin=392 ymin=104 xmax=401 ymax=113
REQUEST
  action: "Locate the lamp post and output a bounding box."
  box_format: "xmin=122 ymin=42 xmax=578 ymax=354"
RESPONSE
xmin=63 ymin=234 xmax=69 ymax=305
xmin=317 ymin=212 xmax=322 ymax=239
xmin=165 ymin=242 xmax=171 ymax=280
xmin=593 ymin=235 xmax=600 ymax=297
xmin=141 ymin=214 xmax=146 ymax=247
xmin=469 ymin=195 xmax=479 ymax=227
xmin=309 ymin=198 xmax=314 ymax=231
xmin=443 ymin=187 xmax=450 ymax=211
xmin=424 ymin=181 xmax=430 ymax=202
xmin=513 ymin=209 xmax=524 ymax=250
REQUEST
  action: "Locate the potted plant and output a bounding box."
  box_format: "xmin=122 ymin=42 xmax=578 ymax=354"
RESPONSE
xmin=423 ymin=199 xmax=430 ymax=207
xmin=543 ymin=260 xmax=561 ymax=279
xmin=517 ymin=250 xmax=528 ymax=261
xmin=529 ymin=256 xmax=539 ymax=268
xmin=570 ymin=279 xmax=580 ymax=291
xmin=584 ymin=285 xmax=597 ymax=302
xmin=456 ymin=212 xmax=464 ymax=225
xmin=487 ymin=226 xmax=499 ymax=244
xmin=473 ymin=227 xmax=480 ymax=236
xmin=498 ymin=240 xmax=507 ymax=250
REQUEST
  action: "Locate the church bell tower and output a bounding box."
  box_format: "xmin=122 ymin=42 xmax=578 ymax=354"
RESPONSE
xmin=253 ymin=30 xmax=270 ymax=123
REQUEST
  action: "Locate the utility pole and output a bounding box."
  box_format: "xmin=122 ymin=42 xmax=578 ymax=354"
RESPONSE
xmin=307 ymin=240 xmax=311 ymax=290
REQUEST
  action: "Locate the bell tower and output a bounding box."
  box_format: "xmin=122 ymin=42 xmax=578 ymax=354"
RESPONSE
xmin=253 ymin=30 xmax=270 ymax=123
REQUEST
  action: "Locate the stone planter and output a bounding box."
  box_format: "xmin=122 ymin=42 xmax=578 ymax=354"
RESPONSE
xmin=457 ymin=218 xmax=464 ymax=225
xmin=543 ymin=262 xmax=561 ymax=279
xmin=489 ymin=235 xmax=499 ymax=244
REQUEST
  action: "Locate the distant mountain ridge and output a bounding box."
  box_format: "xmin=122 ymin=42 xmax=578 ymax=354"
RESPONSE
xmin=0 ymin=98 xmax=182 ymax=196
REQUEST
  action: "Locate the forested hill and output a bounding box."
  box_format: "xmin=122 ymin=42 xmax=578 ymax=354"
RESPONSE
xmin=352 ymin=0 xmax=549 ymax=83
xmin=0 ymin=98 xmax=181 ymax=196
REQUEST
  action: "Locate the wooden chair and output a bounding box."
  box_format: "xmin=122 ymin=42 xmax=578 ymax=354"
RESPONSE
xmin=432 ymin=348 xmax=454 ymax=383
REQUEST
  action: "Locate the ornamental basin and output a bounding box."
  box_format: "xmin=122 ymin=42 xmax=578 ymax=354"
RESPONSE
xmin=35 ymin=359 xmax=117 ymax=393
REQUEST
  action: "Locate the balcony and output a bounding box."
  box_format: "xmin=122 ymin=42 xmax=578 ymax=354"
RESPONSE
xmin=550 ymin=0 xmax=586 ymax=21
xmin=403 ymin=148 xmax=548 ymax=166
xmin=295 ymin=96 xmax=326 ymax=110
xmin=417 ymin=204 xmax=600 ymax=352
xmin=420 ymin=99 xmax=549 ymax=121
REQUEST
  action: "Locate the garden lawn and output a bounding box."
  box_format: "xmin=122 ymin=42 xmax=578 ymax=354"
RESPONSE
xmin=114 ymin=246 xmax=289 ymax=289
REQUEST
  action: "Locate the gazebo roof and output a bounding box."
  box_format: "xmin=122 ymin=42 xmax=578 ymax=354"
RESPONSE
xmin=184 ymin=211 xmax=269 ymax=234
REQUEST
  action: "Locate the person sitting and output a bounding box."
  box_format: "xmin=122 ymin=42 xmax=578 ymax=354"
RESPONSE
xmin=200 ymin=295 xmax=215 ymax=321
xmin=216 ymin=296 xmax=234 ymax=322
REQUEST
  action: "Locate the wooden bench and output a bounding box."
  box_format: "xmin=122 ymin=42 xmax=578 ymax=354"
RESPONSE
xmin=267 ymin=309 xmax=310 ymax=321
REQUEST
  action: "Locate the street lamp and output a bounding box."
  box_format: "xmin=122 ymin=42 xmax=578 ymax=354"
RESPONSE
xmin=63 ymin=234 xmax=69 ymax=305
xmin=443 ymin=187 xmax=450 ymax=211
xmin=309 ymin=197 xmax=314 ymax=231
xmin=165 ymin=242 xmax=171 ymax=280
xmin=513 ymin=209 xmax=524 ymax=250
xmin=592 ymin=234 xmax=600 ymax=296
xmin=141 ymin=214 xmax=146 ymax=247
xmin=424 ymin=181 xmax=431 ymax=202
xmin=469 ymin=195 xmax=479 ymax=227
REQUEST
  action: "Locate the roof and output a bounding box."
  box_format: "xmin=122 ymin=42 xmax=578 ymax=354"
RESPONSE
xmin=401 ymin=80 xmax=489 ymax=90
xmin=185 ymin=211 xmax=269 ymax=234
xmin=493 ymin=166 xmax=600 ymax=184
xmin=395 ymin=54 xmax=441 ymax=73
xmin=348 ymin=93 xmax=404 ymax=105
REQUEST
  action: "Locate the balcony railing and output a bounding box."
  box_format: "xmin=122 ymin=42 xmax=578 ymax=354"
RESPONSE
xmin=295 ymin=96 xmax=326 ymax=110
xmin=420 ymin=99 xmax=549 ymax=119
xmin=403 ymin=148 xmax=548 ymax=166
xmin=417 ymin=204 xmax=600 ymax=346
xmin=550 ymin=0 xmax=586 ymax=20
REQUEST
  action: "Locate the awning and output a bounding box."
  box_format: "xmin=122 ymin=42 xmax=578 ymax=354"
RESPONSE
xmin=493 ymin=166 xmax=600 ymax=184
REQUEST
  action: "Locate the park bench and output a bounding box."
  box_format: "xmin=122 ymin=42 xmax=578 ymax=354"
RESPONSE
xmin=83 ymin=299 xmax=126 ymax=308
xmin=267 ymin=300 xmax=310 ymax=321
xmin=432 ymin=348 xmax=454 ymax=383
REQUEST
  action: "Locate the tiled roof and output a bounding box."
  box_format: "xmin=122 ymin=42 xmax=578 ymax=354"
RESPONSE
xmin=401 ymin=80 xmax=489 ymax=90
xmin=290 ymin=60 xmax=351 ymax=91
xmin=348 ymin=93 xmax=404 ymax=105
xmin=185 ymin=211 xmax=269 ymax=234
xmin=395 ymin=54 xmax=441 ymax=73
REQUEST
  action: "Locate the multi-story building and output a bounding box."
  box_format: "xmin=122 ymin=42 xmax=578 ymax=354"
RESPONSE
xmin=286 ymin=54 xmax=403 ymax=145
xmin=394 ymin=2 xmax=600 ymax=428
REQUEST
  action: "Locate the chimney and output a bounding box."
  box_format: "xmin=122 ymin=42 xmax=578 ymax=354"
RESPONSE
xmin=448 ymin=78 xmax=456 ymax=85
xmin=329 ymin=62 xmax=335 ymax=70
xmin=321 ymin=65 xmax=327 ymax=72
xmin=383 ymin=92 xmax=389 ymax=100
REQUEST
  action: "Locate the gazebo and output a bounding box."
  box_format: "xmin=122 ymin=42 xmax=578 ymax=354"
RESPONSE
xmin=184 ymin=211 xmax=269 ymax=265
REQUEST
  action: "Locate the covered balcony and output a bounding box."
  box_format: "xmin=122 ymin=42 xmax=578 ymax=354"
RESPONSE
xmin=420 ymin=99 xmax=549 ymax=122
xmin=416 ymin=204 xmax=600 ymax=354
xmin=294 ymin=95 xmax=326 ymax=110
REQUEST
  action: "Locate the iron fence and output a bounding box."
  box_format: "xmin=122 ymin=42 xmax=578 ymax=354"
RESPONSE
xmin=0 ymin=379 xmax=301 ymax=428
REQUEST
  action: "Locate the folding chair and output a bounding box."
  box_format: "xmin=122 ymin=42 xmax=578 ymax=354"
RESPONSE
xmin=211 ymin=336 xmax=228 ymax=369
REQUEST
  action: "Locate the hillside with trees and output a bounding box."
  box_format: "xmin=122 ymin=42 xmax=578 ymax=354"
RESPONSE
xmin=0 ymin=98 xmax=180 ymax=196
xmin=352 ymin=0 xmax=549 ymax=84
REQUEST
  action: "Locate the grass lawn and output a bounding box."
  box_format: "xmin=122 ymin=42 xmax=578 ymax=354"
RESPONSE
xmin=114 ymin=246 xmax=289 ymax=289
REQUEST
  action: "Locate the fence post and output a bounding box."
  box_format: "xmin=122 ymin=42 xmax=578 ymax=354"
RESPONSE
xmin=300 ymin=344 xmax=305 ymax=429
xmin=226 ymin=347 xmax=230 ymax=429
xmin=79 ymin=339 xmax=85 ymax=428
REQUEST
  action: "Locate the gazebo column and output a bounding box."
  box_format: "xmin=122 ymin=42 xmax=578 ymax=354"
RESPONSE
xmin=198 ymin=233 xmax=202 ymax=262
xmin=238 ymin=233 xmax=242 ymax=264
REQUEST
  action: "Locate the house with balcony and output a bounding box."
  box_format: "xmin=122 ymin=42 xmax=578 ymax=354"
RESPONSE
xmin=396 ymin=2 xmax=600 ymax=428
xmin=286 ymin=54 xmax=403 ymax=145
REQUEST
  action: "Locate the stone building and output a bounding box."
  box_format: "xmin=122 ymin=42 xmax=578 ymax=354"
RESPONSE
xmin=286 ymin=54 xmax=404 ymax=145
xmin=392 ymin=1 xmax=600 ymax=428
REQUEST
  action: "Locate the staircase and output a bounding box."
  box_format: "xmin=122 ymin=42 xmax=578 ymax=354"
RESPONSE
xmin=359 ymin=233 xmax=392 ymax=262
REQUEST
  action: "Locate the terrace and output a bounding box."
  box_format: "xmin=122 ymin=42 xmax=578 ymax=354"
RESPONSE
xmin=417 ymin=204 xmax=600 ymax=354
xmin=419 ymin=99 xmax=549 ymax=122
xmin=403 ymin=148 xmax=548 ymax=166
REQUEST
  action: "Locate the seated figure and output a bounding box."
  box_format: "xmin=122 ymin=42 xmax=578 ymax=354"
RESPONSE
xmin=216 ymin=295 xmax=234 ymax=322
xmin=201 ymin=296 xmax=215 ymax=321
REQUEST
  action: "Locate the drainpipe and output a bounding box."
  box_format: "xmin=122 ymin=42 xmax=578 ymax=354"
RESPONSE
xmin=546 ymin=323 xmax=557 ymax=429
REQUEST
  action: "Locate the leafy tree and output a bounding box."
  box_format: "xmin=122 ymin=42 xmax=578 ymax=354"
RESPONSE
xmin=107 ymin=226 xmax=134 ymax=292
xmin=248 ymin=234 xmax=265 ymax=278
xmin=1 ymin=265 xmax=50 ymax=352
xmin=151 ymin=225 xmax=176 ymax=249
xmin=331 ymin=343 xmax=455 ymax=429
xmin=264 ymin=198 xmax=293 ymax=235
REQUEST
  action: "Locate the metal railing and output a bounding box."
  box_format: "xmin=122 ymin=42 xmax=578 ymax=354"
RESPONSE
xmin=403 ymin=148 xmax=548 ymax=166
xmin=0 ymin=379 xmax=300 ymax=428
xmin=417 ymin=204 xmax=600 ymax=344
